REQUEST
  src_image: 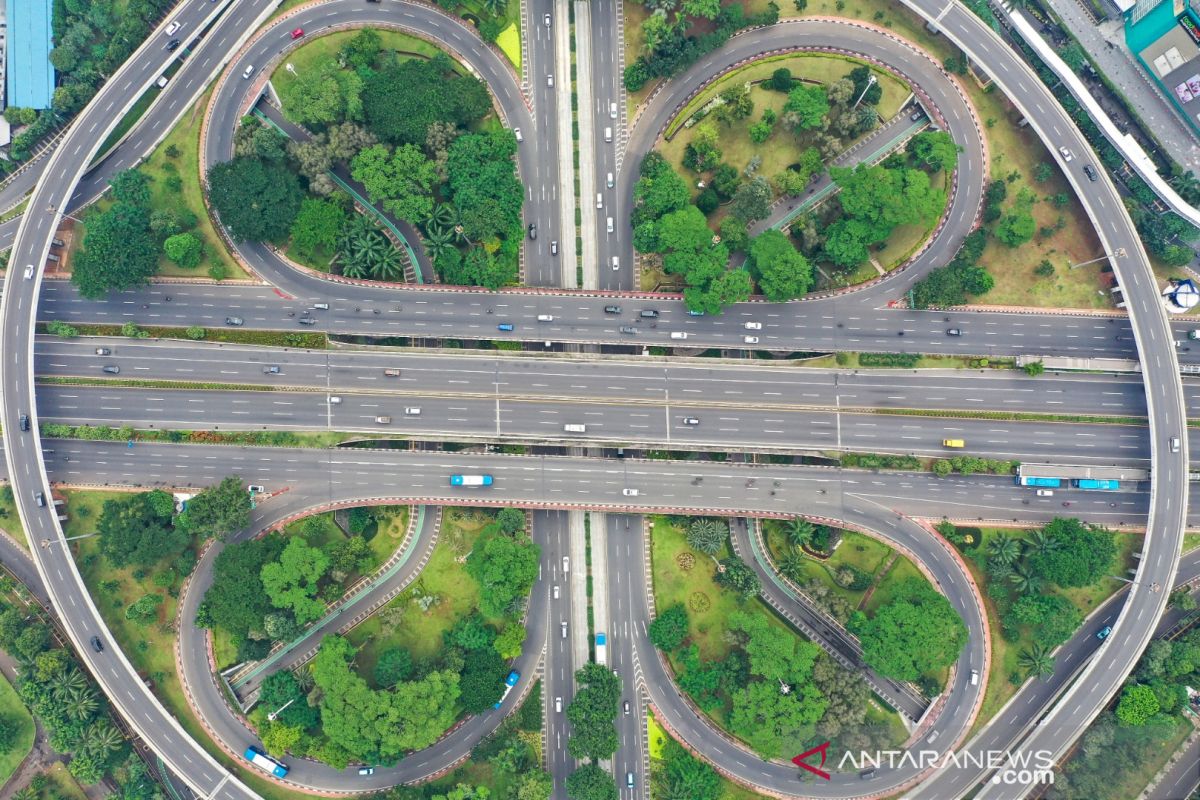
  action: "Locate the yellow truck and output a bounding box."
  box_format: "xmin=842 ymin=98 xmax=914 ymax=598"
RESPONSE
xmin=942 ymin=439 xmax=965 ymax=448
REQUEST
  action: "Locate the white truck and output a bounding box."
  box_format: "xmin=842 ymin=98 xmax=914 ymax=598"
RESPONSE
xmin=595 ymin=631 xmax=608 ymax=665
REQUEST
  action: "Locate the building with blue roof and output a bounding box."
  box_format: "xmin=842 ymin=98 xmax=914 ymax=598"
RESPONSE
xmin=6 ymin=0 xmax=55 ymax=110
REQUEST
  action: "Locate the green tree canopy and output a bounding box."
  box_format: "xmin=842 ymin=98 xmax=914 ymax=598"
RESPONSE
xmin=850 ymin=578 xmax=966 ymax=681
xmin=175 ymin=476 xmax=251 ymax=541
xmin=747 ymin=229 xmax=813 ymax=301
xmin=281 ymin=60 xmax=363 ymax=126
xmin=291 ymin=198 xmax=346 ymax=257
xmin=566 ymin=663 xmax=621 ymax=761
xmin=207 ymin=155 xmax=304 ymax=243
xmin=465 ymin=531 xmax=541 ymax=617
xmin=1115 ymin=683 xmax=1160 ymax=726
xmin=260 ymin=537 xmax=330 ymax=626
xmin=163 ymin=232 xmax=202 ymax=269
xmin=350 ymin=143 xmax=439 ymax=224
xmin=648 ymin=603 xmax=689 ymax=651
xmin=362 ymin=53 xmax=490 ymax=146
xmin=197 ymin=534 xmax=286 ymax=642
xmin=783 ymin=83 xmax=830 ymax=130
xmin=72 ymin=170 xmax=158 ymax=298
xmin=907 ymin=130 xmax=959 ymax=172
xmin=565 ymin=764 xmax=617 ymax=800
xmin=1029 ymin=517 xmax=1117 ymax=588
xmin=97 ymin=490 xmax=184 ymax=568
xmin=311 ymin=635 xmax=460 ymax=764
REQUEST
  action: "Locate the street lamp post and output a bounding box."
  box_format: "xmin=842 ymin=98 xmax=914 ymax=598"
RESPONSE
xmin=851 ymin=74 xmax=877 ymax=110
xmin=267 ymin=697 xmax=296 ymax=721
xmin=46 ymin=204 xmax=84 ymax=224
xmin=1069 ymin=248 xmax=1126 ymax=270
xmin=40 ymin=532 xmax=99 ymax=549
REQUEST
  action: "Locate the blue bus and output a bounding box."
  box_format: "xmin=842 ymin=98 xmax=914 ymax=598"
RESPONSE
xmin=244 ymin=746 xmax=288 ymax=778
xmin=1016 ymin=476 xmax=1062 ymax=488
xmin=494 ymin=670 xmax=520 ymax=709
xmin=1072 ymin=478 xmax=1119 ymax=491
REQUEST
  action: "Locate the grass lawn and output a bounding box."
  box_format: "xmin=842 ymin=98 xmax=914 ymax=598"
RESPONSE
xmin=366 ymin=505 xmax=411 ymax=565
xmin=39 ymin=762 xmax=88 ymax=800
xmin=659 ymin=54 xmax=908 ymax=198
xmin=1185 ymin=531 xmax=1200 ymax=553
xmin=347 ymin=507 xmax=501 ymax=683
xmin=142 ymin=85 xmax=248 ymax=281
xmin=666 ymin=53 xmax=910 ymax=138
xmin=863 ymin=555 xmax=923 ymax=615
xmin=284 ymin=240 xmax=334 ymax=273
xmin=0 ymin=489 xmax=28 ymax=550
xmin=962 ymin=525 xmax=1136 ymax=736
xmin=271 ymin=29 xmax=463 ymax=101
xmin=763 ymin=522 xmax=891 ymax=609
xmin=0 ymin=671 xmax=34 ymax=786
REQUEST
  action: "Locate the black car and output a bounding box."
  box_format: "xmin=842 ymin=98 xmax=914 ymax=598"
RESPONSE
xmin=639 ymin=309 xmax=659 ymax=318
xmin=603 ymin=305 xmax=622 ymax=314
xmin=102 ymin=365 xmax=121 ymax=374
xmin=19 ymin=414 xmax=28 ymax=432
xmin=946 ymin=328 xmax=961 ymax=336
xmin=225 ymin=316 xmax=244 ymax=326
xmin=1083 ymin=164 xmax=1098 ymax=182
xmin=298 ymin=317 xmax=317 ymax=325
xmin=527 ymin=223 xmax=537 ymax=240
xmin=619 ymin=326 xmax=637 ymax=334
xmin=166 ymin=39 xmax=181 ymax=51
xmin=90 ymin=636 xmax=104 ymax=653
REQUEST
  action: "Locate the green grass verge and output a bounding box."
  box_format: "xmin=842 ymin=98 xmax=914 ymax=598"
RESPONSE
xmin=647 ymin=710 xmax=774 ymax=800
xmin=0 ymin=671 xmax=35 ymax=785
xmin=41 ymin=762 xmax=88 ymax=800
xmin=347 ymin=507 xmax=503 ymax=683
xmin=96 ymin=87 xmax=160 ymax=159
xmin=496 ymin=23 xmax=521 ymax=69
xmin=37 ymin=377 xmax=284 ymax=392
xmin=138 ymin=85 xmax=249 ymax=281
xmin=42 ymin=425 xmax=397 ymax=449
xmin=963 ymin=525 xmax=1136 ymax=738
xmin=37 ymin=323 xmax=327 ymax=349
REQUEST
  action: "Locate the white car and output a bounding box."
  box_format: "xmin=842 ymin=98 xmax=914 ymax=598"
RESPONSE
xmin=744 ymin=336 xmax=759 ymax=344
xmin=328 ymin=396 xmax=342 ymax=404
xmin=547 ymin=74 xmax=554 ymax=87
xmin=1058 ymin=146 xmax=1073 ymax=162
xmin=562 ymin=556 xmax=569 ymax=573
xmin=1036 ymin=489 xmax=1054 ymax=497
xmin=744 ymin=321 xmax=762 ymax=330
xmin=622 ymin=488 xmax=639 ymax=496
xmin=544 ymin=12 xmax=551 ymax=25
xmin=242 ymin=64 xmax=255 ymax=80
xmin=610 ymin=102 xmax=618 ymax=119
xmin=23 ymin=265 xmax=33 ymax=280
xmin=165 ymin=20 xmax=181 ymax=36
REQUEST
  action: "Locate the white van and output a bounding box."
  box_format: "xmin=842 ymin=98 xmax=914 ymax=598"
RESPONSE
xmin=670 ymin=331 xmax=688 ymax=340
xmin=404 ymin=407 xmax=421 ymax=416
xmin=596 ymin=193 xmax=603 ymax=209
xmin=514 ymin=128 xmax=523 ymax=142
xmin=606 ymin=217 xmax=614 ymax=234
xmin=612 ymin=256 xmax=619 ymax=271
xmin=564 ymin=423 xmax=586 ymax=433
xmin=604 ymin=127 xmax=612 ymax=142
xmin=537 ymin=314 xmax=555 ymax=322
xmin=606 ymin=172 xmax=614 ymax=188
xmin=241 ymin=64 xmax=255 ymax=80
xmin=970 ymin=670 xmax=980 ymax=686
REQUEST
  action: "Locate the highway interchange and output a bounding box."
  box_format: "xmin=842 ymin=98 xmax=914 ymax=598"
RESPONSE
xmin=0 ymin=0 xmax=1194 ymax=798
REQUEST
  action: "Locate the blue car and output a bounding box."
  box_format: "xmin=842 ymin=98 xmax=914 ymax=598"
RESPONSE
xmin=1097 ymin=625 xmax=1112 ymax=640
xmin=498 ymin=323 xmax=514 ymax=332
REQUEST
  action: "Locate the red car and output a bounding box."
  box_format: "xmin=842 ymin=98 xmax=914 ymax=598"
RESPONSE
xmin=290 ymin=28 xmax=304 ymax=39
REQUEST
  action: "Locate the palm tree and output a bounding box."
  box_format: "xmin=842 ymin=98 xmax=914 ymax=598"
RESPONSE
xmin=1009 ymin=563 xmax=1044 ymax=596
xmin=480 ymin=0 xmax=508 ymax=16
xmin=1171 ymin=170 xmax=1200 ymax=204
xmin=56 ymin=668 xmax=88 ymax=697
xmin=63 ymin=685 xmax=98 ymax=722
xmin=1018 ymin=644 xmax=1055 ymax=679
xmin=779 ymin=552 xmax=806 ymax=582
xmin=339 ymin=255 xmax=369 ymax=279
xmin=987 ymin=533 xmax=1020 ymax=566
xmin=372 ymin=247 xmax=404 ymax=281
xmin=787 ymin=518 xmax=815 ymax=549
xmin=423 ymin=223 xmax=456 ymax=261
xmin=1025 ymin=529 xmax=1059 ymax=557
xmin=81 ymin=722 xmax=124 ymax=760
xmin=430 ymin=203 xmax=458 ymax=230
xmin=12 ymin=787 xmax=36 ymax=800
